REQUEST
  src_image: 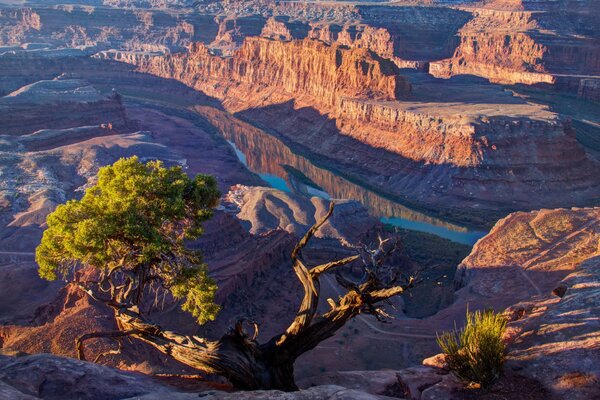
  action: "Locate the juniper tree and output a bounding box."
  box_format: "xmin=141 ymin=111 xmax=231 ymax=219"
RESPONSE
xmin=37 ymin=156 xmax=414 ymax=391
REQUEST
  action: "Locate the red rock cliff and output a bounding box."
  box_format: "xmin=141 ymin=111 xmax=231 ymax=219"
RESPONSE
xmin=97 ymin=37 xmax=600 ymax=221
xmin=100 ymin=37 xmax=410 ymax=106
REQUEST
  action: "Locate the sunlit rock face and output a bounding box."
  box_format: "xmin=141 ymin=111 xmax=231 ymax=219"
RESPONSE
xmin=430 ymin=0 xmax=600 ymax=85
xmin=98 ymin=37 xmax=600 ymax=225
xmin=451 ymin=207 xmax=600 ymax=399
xmin=456 ymin=207 xmax=600 ymax=298
xmin=115 ymin=36 xmax=407 ymax=104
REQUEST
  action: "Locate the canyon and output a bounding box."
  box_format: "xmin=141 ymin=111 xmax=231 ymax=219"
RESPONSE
xmin=99 ymin=34 xmax=600 ymax=225
xmin=0 ymin=0 xmax=598 ymax=399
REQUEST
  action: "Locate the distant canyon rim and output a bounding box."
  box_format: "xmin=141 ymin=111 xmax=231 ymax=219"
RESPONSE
xmin=0 ymin=1 xmax=599 ymax=399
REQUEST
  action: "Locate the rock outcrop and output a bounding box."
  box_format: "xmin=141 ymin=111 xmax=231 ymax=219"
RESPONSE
xmin=430 ymin=2 xmax=600 ymax=85
xmin=0 ymin=354 xmax=174 ymax=400
xmin=504 ymin=256 xmax=600 ymax=400
xmin=455 ymin=207 xmax=600 ymax=298
xmin=0 ymin=354 xmax=411 ymax=400
xmin=224 ymin=185 xmax=373 ymax=242
xmin=105 ymin=37 xmax=408 ymax=104
xmin=447 ymin=207 xmax=600 ymax=399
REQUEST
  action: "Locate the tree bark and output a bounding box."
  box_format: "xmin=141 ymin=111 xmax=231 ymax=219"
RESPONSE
xmin=75 ymin=203 xmax=410 ymax=391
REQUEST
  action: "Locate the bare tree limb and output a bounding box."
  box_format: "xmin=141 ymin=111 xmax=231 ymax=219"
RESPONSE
xmin=277 ymin=203 xmax=336 ymax=346
xmin=310 ymin=255 xmax=359 ymax=277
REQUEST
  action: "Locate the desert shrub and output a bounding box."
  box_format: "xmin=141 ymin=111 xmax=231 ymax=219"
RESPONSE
xmin=436 ymin=309 xmax=507 ymax=388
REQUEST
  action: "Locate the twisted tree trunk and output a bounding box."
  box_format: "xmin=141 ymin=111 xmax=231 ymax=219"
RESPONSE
xmin=76 ymin=203 xmax=410 ymax=391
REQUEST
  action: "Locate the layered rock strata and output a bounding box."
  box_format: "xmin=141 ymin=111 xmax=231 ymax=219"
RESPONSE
xmin=100 ymin=38 xmax=600 ymax=224
xmin=430 ymin=3 xmax=600 ymax=85
xmin=118 ymin=37 xmax=408 ymax=104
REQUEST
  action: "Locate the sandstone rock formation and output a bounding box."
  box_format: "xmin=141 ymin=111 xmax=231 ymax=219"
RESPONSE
xmin=445 ymin=207 xmax=600 ymax=398
xmin=455 ymin=207 xmax=600 ymax=300
xmin=430 ymin=1 xmax=600 ymax=85
xmin=105 ymin=36 xmax=408 ymax=104
xmin=504 ymin=255 xmax=600 ymax=399
xmin=100 ymin=37 xmax=600 ymax=226
xmin=224 ymin=185 xmax=373 ymax=241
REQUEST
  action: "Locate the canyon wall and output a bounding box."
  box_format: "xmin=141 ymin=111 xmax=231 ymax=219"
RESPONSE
xmin=430 ymin=5 xmax=600 ymax=84
xmin=98 ymin=36 xmax=600 ymax=222
xmin=100 ymin=36 xmax=410 ymax=105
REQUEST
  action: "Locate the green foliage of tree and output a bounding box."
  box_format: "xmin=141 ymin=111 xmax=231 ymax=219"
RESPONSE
xmin=35 ymin=156 xmax=221 ymax=324
xmin=437 ymin=309 xmax=507 ymax=388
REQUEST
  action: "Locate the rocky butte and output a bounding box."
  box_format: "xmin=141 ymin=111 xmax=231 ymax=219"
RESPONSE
xmin=430 ymin=0 xmax=600 ymax=86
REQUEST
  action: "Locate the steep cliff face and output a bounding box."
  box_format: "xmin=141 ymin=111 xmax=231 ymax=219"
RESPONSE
xmin=430 ymin=4 xmax=600 ymax=84
xmin=100 ymin=37 xmax=409 ymax=105
xmin=429 ymin=9 xmax=553 ymax=84
xmin=98 ymin=37 xmax=600 ymax=222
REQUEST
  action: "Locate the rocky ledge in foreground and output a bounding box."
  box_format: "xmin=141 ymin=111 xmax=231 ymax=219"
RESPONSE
xmin=1 ymin=208 xmax=598 ymax=399
xmin=0 ymin=353 xmax=465 ymax=400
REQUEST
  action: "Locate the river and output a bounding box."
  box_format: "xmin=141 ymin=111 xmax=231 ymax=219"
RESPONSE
xmin=197 ymin=107 xmax=487 ymax=245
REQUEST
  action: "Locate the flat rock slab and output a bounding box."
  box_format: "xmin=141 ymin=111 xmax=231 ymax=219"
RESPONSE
xmin=126 ymin=385 xmax=400 ymax=400
xmin=0 ymin=354 xmax=172 ymax=400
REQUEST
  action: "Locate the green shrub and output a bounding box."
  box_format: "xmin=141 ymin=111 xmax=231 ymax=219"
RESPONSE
xmin=436 ymin=309 xmax=507 ymax=388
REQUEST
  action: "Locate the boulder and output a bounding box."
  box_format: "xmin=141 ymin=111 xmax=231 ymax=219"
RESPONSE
xmin=0 ymin=354 xmax=172 ymax=400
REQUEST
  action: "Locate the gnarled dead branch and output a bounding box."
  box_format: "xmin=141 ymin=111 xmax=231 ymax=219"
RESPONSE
xmin=74 ymin=202 xmax=414 ymax=391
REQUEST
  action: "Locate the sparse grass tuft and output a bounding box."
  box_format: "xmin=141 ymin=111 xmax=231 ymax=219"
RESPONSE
xmin=437 ymin=309 xmax=507 ymax=388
